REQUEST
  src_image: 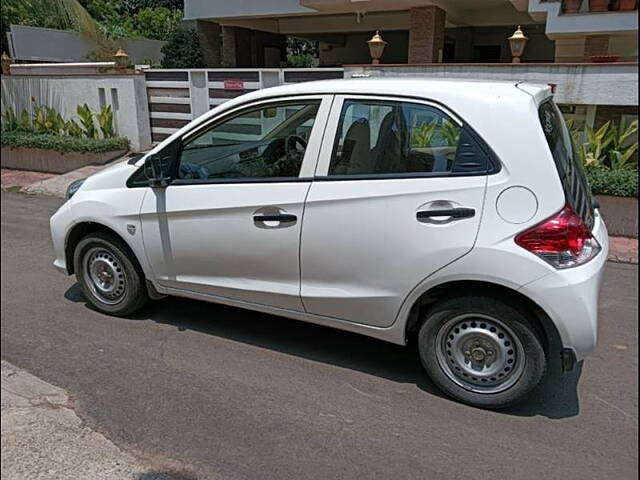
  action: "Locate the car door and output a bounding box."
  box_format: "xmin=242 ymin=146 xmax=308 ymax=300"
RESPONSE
xmin=140 ymin=95 xmax=332 ymax=311
xmin=300 ymin=95 xmax=495 ymax=327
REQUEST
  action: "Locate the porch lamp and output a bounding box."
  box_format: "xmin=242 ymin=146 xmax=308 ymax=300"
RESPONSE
xmin=113 ymin=49 xmax=129 ymax=70
xmin=367 ymin=31 xmax=387 ymax=64
xmin=508 ymin=26 xmax=528 ymax=63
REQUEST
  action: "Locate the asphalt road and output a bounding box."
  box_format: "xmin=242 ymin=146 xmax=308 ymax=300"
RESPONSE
xmin=1 ymin=191 xmax=638 ymax=480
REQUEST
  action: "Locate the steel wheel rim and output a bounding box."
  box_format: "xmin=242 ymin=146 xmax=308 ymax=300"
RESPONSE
xmin=435 ymin=313 xmax=526 ymax=394
xmin=82 ymin=247 xmax=126 ymax=305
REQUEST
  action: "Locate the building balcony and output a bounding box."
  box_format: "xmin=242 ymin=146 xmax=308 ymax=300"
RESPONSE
xmin=527 ymin=0 xmax=638 ymax=36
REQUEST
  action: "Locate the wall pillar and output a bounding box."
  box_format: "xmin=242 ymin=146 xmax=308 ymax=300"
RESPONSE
xmin=195 ymin=20 xmax=221 ymax=67
xmin=222 ymin=26 xmax=237 ymax=67
xmin=408 ymin=6 xmax=445 ymax=63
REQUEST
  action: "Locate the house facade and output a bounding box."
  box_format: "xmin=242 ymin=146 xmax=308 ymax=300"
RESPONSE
xmin=183 ymin=0 xmax=638 ymax=135
xmin=184 ymin=0 xmax=638 ymax=67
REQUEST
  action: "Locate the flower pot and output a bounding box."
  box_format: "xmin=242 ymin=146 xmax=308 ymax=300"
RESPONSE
xmin=618 ymin=0 xmax=637 ymax=10
xmin=589 ymin=0 xmax=610 ymax=11
xmin=564 ymin=0 xmax=584 ymax=13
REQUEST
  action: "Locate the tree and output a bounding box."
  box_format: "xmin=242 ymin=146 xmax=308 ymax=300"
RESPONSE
xmin=286 ymin=36 xmax=318 ymax=57
xmin=82 ymin=1 xmax=183 ymax=40
xmin=286 ymin=36 xmax=318 ymax=68
xmin=122 ymin=0 xmax=183 ymax=13
xmin=130 ymin=7 xmax=182 ymax=40
xmin=2 ymin=0 xmax=116 ymax=59
xmin=160 ymin=27 xmax=204 ymax=68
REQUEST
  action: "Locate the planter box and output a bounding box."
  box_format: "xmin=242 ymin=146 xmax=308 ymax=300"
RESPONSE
xmin=597 ymin=195 xmax=638 ymax=238
xmin=1 ymin=147 xmax=126 ymax=174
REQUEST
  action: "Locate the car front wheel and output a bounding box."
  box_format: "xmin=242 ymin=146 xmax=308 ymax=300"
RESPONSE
xmin=418 ymin=295 xmax=546 ymax=409
xmin=74 ymin=232 xmax=148 ymax=316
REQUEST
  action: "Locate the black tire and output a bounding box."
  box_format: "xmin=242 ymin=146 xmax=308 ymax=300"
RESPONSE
xmin=73 ymin=232 xmax=148 ymax=316
xmin=418 ymin=295 xmax=546 ymax=409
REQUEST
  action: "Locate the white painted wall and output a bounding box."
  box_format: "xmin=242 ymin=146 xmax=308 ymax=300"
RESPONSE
xmin=1 ymin=74 xmax=152 ymax=151
xmin=344 ymin=63 xmax=639 ymax=106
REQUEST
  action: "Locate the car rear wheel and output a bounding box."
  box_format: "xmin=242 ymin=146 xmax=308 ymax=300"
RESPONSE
xmin=74 ymin=232 xmax=148 ymax=316
xmin=418 ymin=295 xmax=546 ymax=409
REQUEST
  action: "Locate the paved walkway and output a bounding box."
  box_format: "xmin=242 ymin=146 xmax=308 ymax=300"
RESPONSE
xmin=1 ymin=361 xmax=197 ymax=480
xmin=1 ymin=166 xmax=637 ymax=264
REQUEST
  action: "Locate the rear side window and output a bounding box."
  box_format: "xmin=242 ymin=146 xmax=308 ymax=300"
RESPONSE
xmin=538 ymin=100 xmax=594 ymax=228
xmin=328 ymin=99 xmax=494 ymax=177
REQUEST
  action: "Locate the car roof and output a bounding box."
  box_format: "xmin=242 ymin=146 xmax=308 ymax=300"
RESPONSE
xmin=229 ymin=77 xmax=550 ymax=107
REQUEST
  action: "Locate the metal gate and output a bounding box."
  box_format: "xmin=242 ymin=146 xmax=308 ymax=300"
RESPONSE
xmin=144 ymin=68 xmax=343 ymax=143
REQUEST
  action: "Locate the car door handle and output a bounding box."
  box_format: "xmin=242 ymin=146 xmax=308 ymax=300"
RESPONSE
xmin=417 ymin=207 xmax=475 ymax=221
xmin=253 ymin=214 xmax=297 ymax=223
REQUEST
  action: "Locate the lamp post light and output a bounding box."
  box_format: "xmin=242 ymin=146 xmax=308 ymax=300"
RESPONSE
xmin=508 ymin=26 xmax=528 ymax=63
xmin=113 ymin=49 xmax=130 ymax=70
xmin=367 ymin=31 xmax=387 ymax=64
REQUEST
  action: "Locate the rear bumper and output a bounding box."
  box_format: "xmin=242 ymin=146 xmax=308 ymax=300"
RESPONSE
xmin=519 ymin=212 xmax=609 ymax=361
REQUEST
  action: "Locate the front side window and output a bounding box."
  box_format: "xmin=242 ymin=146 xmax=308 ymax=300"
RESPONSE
xmin=329 ymin=100 xmax=462 ymax=176
xmin=177 ymin=101 xmax=320 ymax=181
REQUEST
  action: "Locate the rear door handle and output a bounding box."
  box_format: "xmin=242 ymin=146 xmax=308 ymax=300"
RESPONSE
xmin=253 ymin=213 xmax=297 ymax=223
xmin=417 ymin=207 xmax=475 ymax=222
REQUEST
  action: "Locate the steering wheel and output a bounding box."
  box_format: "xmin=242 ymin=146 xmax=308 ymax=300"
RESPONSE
xmin=284 ymin=135 xmax=307 ymax=155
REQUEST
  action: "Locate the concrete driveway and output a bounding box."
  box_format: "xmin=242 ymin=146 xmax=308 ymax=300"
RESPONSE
xmin=1 ymin=192 xmax=638 ymax=479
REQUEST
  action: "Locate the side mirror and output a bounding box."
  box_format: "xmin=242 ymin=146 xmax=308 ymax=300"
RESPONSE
xmin=143 ymin=154 xmax=169 ymax=188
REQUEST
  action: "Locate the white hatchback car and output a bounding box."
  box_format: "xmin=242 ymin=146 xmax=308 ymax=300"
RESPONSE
xmin=50 ymin=78 xmax=608 ymax=408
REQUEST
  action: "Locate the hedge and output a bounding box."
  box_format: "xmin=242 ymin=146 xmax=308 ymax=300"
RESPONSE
xmin=586 ymin=166 xmax=638 ymax=198
xmin=1 ymin=130 xmax=129 ymax=154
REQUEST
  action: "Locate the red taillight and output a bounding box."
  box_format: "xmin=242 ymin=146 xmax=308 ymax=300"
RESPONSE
xmin=515 ymin=205 xmax=600 ymax=269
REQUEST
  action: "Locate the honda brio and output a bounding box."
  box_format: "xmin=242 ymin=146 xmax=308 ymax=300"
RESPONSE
xmin=50 ymin=78 xmax=608 ymax=408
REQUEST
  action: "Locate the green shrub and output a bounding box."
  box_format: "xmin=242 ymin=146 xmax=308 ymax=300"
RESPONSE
xmin=1 ymin=130 xmax=128 ymax=153
xmin=96 ymin=104 xmax=115 ymax=138
xmin=160 ymin=27 xmax=204 ymax=68
xmin=76 ymin=103 xmax=98 ymax=139
xmin=130 ymin=6 xmax=182 ymax=40
xmin=586 ymin=166 xmax=638 ymax=198
xmin=2 ymin=102 xmax=117 ymax=141
xmin=568 ymin=118 xmax=638 ymax=170
xmin=286 ymin=54 xmax=314 ymax=68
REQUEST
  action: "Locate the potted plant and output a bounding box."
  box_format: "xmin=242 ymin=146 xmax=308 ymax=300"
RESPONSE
xmin=564 ymin=0 xmax=584 ymax=13
xmin=589 ymin=0 xmax=610 ymax=11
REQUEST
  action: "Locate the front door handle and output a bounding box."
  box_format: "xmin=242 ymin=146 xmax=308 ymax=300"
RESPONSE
xmin=253 ymin=213 xmax=297 ymax=223
xmin=417 ymin=207 xmax=475 ymax=222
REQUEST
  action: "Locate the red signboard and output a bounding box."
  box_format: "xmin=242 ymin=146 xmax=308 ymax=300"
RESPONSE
xmin=224 ymin=79 xmax=245 ymax=91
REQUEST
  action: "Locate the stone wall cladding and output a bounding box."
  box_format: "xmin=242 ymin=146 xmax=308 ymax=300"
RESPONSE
xmin=222 ymin=26 xmax=238 ymax=67
xmin=408 ymin=6 xmax=446 ymax=64
xmin=196 ymin=20 xmax=222 ymax=67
